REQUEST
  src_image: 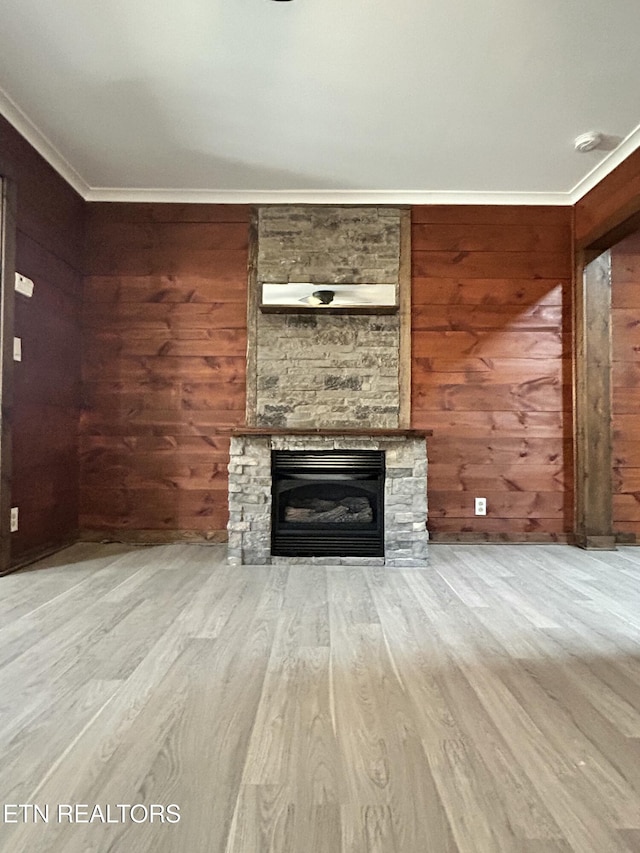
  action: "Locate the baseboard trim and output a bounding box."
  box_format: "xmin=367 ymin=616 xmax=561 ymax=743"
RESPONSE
xmin=3 ymin=538 xmax=77 ymax=575
xmin=78 ymin=529 xmax=228 ymax=545
xmin=575 ymin=534 xmax=617 ymax=551
xmin=429 ymin=532 xmax=575 ymax=545
xmin=615 ymin=533 xmax=638 ymax=545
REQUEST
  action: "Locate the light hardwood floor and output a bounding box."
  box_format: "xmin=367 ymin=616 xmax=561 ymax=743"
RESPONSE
xmin=0 ymin=542 xmax=640 ymax=852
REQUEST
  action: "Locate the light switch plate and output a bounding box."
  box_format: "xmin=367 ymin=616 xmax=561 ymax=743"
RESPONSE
xmin=13 ymin=337 xmax=22 ymax=362
xmin=15 ymin=273 xmax=34 ymax=297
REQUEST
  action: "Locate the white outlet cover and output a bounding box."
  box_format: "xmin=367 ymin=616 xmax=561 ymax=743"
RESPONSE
xmin=13 ymin=337 xmax=22 ymax=362
xmin=10 ymin=506 xmax=18 ymax=532
xmin=475 ymin=497 xmax=487 ymax=516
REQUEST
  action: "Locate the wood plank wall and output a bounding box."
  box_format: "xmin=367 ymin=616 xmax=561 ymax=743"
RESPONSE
xmin=1 ymin=112 xmax=637 ymax=551
xmin=611 ymin=233 xmax=640 ymax=542
xmin=81 ymin=203 xmax=249 ymax=540
xmin=410 ymin=205 xmax=574 ymax=541
xmin=0 ymin=117 xmax=84 ymax=564
xmin=575 ymin=148 xmax=640 ymax=249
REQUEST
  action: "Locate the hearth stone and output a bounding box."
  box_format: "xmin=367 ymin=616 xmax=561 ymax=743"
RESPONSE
xmin=227 ymin=433 xmax=428 ymax=567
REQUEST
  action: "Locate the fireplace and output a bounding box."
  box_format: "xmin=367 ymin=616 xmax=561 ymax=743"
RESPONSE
xmin=271 ymin=450 xmax=385 ymax=557
xmin=227 ymin=430 xmax=430 ymax=567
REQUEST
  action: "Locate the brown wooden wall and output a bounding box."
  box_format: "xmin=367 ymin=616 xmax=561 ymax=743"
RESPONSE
xmin=611 ymin=233 xmax=640 ymax=541
xmin=575 ymin=147 xmax=640 ymax=249
xmin=410 ymin=205 xmax=574 ymax=541
xmin=2 ymin=110 xmax=640 ymax=550
xmin=81 ymin=203 xmax=249 ymax=539
xmin=0 ymin=117 xmax=84 ymax=564
xmin=82 ymin=202 xmax=575 ymax=543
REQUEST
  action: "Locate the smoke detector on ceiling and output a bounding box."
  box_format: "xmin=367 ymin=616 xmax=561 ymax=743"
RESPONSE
xmin=574 ymin=131 xmax=605 ymax=152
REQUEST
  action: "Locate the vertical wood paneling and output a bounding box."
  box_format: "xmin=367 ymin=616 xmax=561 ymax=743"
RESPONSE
xmin=0 ymin=116 xmax=84 ymax=566
xmin=410 ymin=205 xmax=573 ymax=541
xmin=611 ymin=233 xmax=640 ymax=542
xmin=81 ymin=203 xmax=250 ymax=539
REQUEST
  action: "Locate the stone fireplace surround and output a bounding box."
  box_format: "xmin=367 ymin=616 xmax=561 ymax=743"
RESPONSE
xmin=227 ymin=429 xmax=430 ymax=568
xmin=228 ymin=205 xmax=428 ymax=566
xmin=250 ymin=206 xmax=409 ymax=432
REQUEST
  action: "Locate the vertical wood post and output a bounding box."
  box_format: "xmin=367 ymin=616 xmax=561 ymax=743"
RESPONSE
xmin=0 ymin=178 xmax=16 ymax=573
xmin=245 ymin=208 xmax=259 ymax=426
xmin=574 ymin=250 xmax=615 ymax=549
xmin=398 ymin=208 xmax=412 ymax=429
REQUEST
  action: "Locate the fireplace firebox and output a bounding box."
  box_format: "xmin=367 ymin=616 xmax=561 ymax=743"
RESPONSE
xmin=271 ymin=450 xmax=385 ymax=557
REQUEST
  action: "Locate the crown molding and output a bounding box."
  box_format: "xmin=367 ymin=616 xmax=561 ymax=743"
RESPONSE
xmin=84 ymin=187 xmax=572 ymax=205
xmin=0 ymin=87 xmax=90 ymax=198
xmin=3 ymin=88 xmax=636 ymax=207
xmin=569 ymin=121 xmax=640 ymax=203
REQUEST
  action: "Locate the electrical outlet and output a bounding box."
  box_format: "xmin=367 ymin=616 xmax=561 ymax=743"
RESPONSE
xmin=13 ymin=337 xmax=22 ymax=362
xmin=10 ymin=507 xmax=18 ymax=532
xmin=475 ymin=497 xmax=487 ymax=516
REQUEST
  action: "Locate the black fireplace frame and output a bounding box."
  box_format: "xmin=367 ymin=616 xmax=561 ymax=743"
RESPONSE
xmin=271 ymin=450 xmax=385 ymax=557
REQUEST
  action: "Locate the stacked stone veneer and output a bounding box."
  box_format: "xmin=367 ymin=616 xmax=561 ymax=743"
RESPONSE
xmin=257 ymin=314 xmax=399 ymax=428
xmin=255 ymin=206 xmax=402 ymax=430
xmin=227 ymin=434 xmax=428 ymax=568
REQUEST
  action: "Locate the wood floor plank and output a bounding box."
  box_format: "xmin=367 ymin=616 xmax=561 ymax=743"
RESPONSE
xmin=341 ymin=804 xmax=397 ymax=853
xmin=1 ymin=543 xmax=640 ymax=852
xmin=390 ymin=576 xmax=547 ymax=852
xmin=363 ymin=572 xmax=461 ymax=853
xmin=403 ymin=561 xmax=639 ymax=853
xmin=167 ymin=569 xmax=287 ymax=853
xmin=366 ymin=573 xmax=506 ymax=852
xmin=451 ymin=657 xmax=636 ymax=852
xmin=0 ymin=678 xmax=121 ymax=805
xmin=0 ymin=543 xmax=133 ymax=622
xmin=283 ymin=565 xmax=330 ymax=648
xmin=436 ymin=664 xmax=567 ymax=842
xmin=226 ymin=785 xmax=295 ymax=853
xmin=499 ymin=661 xmax=640 ymax=828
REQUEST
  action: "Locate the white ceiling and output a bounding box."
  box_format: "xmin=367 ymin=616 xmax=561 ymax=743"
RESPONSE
xmin=1 ymin=0 xmax=639 ymax=204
